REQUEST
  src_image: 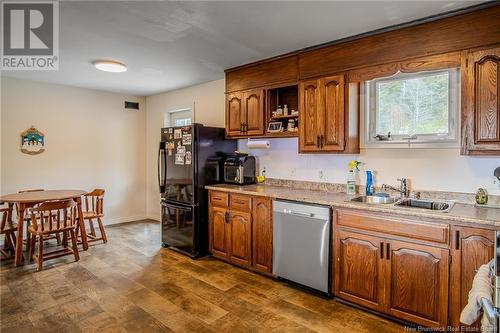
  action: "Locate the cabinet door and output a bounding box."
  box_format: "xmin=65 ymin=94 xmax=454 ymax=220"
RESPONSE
xmin=385 ymin=240 xmax=449 ymax=328
xmin=299 ymin=79 xmax=322 ymax=152
xmin=450 ymin=227 xmax=495 ymax=328
xmin=243 ymin=89 xmax=265 ymax=136
xmin=252 ymin=197 xmax=272 ymax=273
xmin=226 ymin=92 xmax=244 ymax=137
xmin=320 ymin=75 xmax=345 ymax=151
xmin=462 ymin=46 xmax=500 ymax=155
xmin=334 ymin=229 xmax=385 ymax=311
xmin=228 ymin=211 xmax=252 ymax=267
xmin=209 ymin=206 xmax=229 ymax=258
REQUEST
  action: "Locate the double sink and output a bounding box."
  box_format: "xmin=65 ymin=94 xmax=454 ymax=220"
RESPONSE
xmin=350 ymin=195 xmax=455 ymax=213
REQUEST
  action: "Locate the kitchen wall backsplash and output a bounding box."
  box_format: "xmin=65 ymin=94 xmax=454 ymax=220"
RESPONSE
xmin=239 ymin=138 xmax=500 ymax=196
xmin=264 ymin=178 xmax=500 ymax=205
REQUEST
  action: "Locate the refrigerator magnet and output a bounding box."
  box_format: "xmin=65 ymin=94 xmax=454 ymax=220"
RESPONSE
xmin=185 ymin=151 xmax=192 ymax=165
xmin=182 ymin=133 xmax=192 ymax=145
xmin=177 ymin=146 xmax=186 ymax=154
xmin=174 ymin=128 xmax=182 ymax=139
xmin=175 ymin=153 xmax=185 ymax=165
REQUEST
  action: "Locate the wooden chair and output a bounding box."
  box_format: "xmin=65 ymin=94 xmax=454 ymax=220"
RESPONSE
xmin=0 ymin=203 xmax=17 ymax=260
xmin=28 ymin=200 xmax=79 ymax=271
xmin=18 ymin=189 xmax=62 ymax=246
xmin=81 ymin=189 xmax=107 ymax=244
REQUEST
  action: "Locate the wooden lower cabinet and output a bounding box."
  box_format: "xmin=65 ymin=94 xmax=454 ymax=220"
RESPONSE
xmin=449 ymin=226 xmax=495 ymax=329
xmin=334 ymin=230 xmax=385 ymax=312
xmin=385 ymin=240 xmax=449 ymax=328
xmin=209 ymin=191 xmax=273 ymax=273
xmin=333 ymin=210 xmax=450 ymax=327
xmin=335 ymin=228 xmax=449 ymax=328
xmin=228 ymin=211 xmax=252 ymax=267
xmin=252 ymin=197 xmax=273 ymax=273
xmin=209 ymin=206 xmax=229 ymax=258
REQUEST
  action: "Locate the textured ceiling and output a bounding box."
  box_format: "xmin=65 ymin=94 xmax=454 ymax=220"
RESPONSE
xmin=2 ymin=1 xmax=483 ymax=96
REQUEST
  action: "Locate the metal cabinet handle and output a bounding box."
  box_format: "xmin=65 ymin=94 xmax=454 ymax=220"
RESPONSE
xmin=380 ymin=242 xmax=384 ymax=259
xmin=455 ymin=230 xmax=460 ymax=250
xmin=386 ymin=243 xmax=391 ymax=260
xmin=321 ymin=135 xmax=325 ymax=148
xmin=316 ymin=135 xmax=320 ymax=148
xmin=282 ymin=209 xmax=314 ymax=218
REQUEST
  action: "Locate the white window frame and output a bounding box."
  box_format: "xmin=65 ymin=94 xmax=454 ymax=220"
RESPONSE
xmin=362 ymin=68 xmax=460 ymax=148
xmin=164 ymin=108 xmax=192 ymax=128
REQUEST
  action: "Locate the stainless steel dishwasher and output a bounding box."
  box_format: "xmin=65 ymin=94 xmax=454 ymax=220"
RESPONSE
xmin=273 ymin=200 xmax=331 ymax=294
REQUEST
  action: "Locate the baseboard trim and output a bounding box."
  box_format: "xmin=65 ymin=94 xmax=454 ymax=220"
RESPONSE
xmin=104 ymin=215 xmax=149 ymax=226
xmin=147 ymin=215 xmax=160 ymax=222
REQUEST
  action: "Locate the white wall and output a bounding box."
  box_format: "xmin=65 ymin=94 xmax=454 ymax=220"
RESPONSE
xmin=145 ymin=79 xmax=225 ymax=219
xmin=1 ymin=77 xmax=147 ymax=224
xmin=239 ymin=139 xmax=500 ymax=195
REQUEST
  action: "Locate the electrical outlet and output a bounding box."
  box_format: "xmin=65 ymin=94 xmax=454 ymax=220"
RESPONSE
xmin=290 ymin=168 xmax=296 ymax=178
xmin=494 ymin=177 xmax=500 ymax=190
xmin=319 ymin=170 xmax=326 ymax=180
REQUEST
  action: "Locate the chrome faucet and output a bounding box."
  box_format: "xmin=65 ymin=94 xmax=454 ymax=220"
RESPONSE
xmin=382 ymin=178 xmax=409 ymax=198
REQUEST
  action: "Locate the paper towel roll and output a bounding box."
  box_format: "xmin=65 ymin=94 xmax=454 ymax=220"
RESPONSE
xmin=247 ymin=140 xmax=270 ymax=149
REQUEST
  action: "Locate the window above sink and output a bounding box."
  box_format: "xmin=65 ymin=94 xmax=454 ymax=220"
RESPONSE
xmin=362 ymin=68 xmax=460 ymax=148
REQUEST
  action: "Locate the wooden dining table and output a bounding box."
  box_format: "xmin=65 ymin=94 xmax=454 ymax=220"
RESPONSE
xmin=0 ymin=190 xmax=88 ymax=266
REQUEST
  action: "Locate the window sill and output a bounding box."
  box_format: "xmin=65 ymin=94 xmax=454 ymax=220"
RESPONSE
xmin=362 ymin=141 xmax=460 ymax=149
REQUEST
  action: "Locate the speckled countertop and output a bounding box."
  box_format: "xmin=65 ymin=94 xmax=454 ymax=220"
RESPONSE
xmin=206 ymin=183 xmax=500 ymax=228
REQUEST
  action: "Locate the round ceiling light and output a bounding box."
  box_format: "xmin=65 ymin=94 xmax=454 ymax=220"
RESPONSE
xmin=93 ymin=60 xmax=127 ymax=73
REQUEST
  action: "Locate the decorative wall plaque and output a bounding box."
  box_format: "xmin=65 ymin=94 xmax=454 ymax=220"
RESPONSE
xmin=21 ymin=126 xmax=45 ymax=155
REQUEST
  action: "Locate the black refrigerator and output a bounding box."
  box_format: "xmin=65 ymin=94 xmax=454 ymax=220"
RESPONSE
xmin=158 ymin=124 xmax=236 ymax=258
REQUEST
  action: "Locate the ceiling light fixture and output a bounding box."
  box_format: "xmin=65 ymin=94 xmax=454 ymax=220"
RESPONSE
xmin=93 ymin=60 xmax=127 ymax=73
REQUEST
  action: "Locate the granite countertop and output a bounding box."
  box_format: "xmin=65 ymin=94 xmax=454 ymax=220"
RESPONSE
xmin=206 ymin=183 xmax=500 ymax=228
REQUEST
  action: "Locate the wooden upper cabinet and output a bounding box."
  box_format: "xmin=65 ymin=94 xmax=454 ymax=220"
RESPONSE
xmin=334 ymin=230 xmax=385 ymax=312
xmin=299 ymin=79 xmax=321 ymax=151
xmin=228 ymin=211 xmax=252 ymax=267
xmin=209 ymin=206 xmax=229 ymax=258
xmin=225 ymin=55 xmax=298 ymax=93
xmin=299 ymin=74 xmax=346 ymax=153
xmin=450 ymin=226 xmax=495 ymax=329
xmin=462 ymin=46 xmax=500 ymax=155
xmin=226 ymin=89 xmax=264 ymax=138
xmin=321 ymin=75 xmax=345 ymax=151
xmin=252 ymin=197 xmax=272 ymax=273
xmin=243 ymin=89 xmax=265 ymax=136
xmin=226 ymin=92 xmax=243 ymax=137
xmin=385 ymin=240 xmax=449 ymax=328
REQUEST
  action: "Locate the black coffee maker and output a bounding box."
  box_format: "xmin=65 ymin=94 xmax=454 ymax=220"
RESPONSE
xmin=223 ymin=154 xmax=256 ymax=185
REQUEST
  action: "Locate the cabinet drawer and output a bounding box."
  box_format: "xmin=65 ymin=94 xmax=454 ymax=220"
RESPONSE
xmin=230 ymin=194 xmax=252 ymax=212
xmin=210 ymin=191 xmax=229 ymax=208
xmin=336 ymin=209 xmax=449 ymax=245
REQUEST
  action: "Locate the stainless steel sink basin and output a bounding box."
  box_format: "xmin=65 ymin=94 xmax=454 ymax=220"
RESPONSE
xmin=350 ymin=196 xmax=396 ymax=204
xmin=394 ymin=198 xmax=454 ymax=212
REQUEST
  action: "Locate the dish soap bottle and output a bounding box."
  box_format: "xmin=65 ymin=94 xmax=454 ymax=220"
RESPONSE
xmin=347 ymin=160 xmax=360 ymax=195
xmin=366 ymin=170 xmax=374 ymax=196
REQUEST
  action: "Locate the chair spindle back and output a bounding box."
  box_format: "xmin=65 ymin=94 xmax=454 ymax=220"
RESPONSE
xmin=30 ymin=200 xmax=77 ymax=233
xmin=84 ymin=189 xmax=105 ymax=216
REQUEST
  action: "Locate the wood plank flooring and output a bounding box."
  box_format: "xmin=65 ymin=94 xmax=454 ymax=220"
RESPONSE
xmin=0 ymin=221 xmax=403 ymax=332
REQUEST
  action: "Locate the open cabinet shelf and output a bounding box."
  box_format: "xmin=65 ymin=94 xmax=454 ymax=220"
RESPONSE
xmin=265 ymin=84 xmax=299 ymax=138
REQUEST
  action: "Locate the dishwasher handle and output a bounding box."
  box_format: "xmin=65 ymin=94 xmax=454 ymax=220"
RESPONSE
xmin=281 ymin=209 xmax=314 ymax=218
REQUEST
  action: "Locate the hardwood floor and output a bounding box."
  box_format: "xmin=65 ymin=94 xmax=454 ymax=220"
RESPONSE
xmin=0 ymin=220 xmax=403 ymax=333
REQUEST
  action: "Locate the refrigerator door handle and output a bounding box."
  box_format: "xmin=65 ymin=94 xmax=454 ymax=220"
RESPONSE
xmin=161 ymin=201 xmax=192 ymax=211
xmin=158 ymin=142 xmax=166 ymax=193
